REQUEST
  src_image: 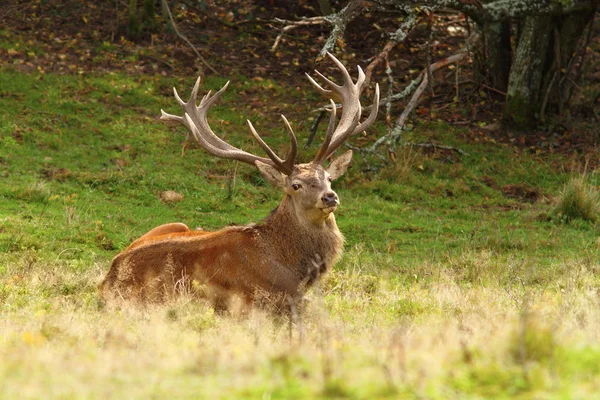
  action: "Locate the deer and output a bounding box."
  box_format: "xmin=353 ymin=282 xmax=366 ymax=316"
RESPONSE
xmin=100 ymin=53 xmax=379 ymax=312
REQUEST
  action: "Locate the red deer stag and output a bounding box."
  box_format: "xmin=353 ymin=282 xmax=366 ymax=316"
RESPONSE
xmin=100 ymin=53 xmax=379 ymax=311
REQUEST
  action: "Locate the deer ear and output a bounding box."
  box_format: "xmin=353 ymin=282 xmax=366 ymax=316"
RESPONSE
xmin=256 ymin=161 xmax=286 ymax=187
xmin=326 ymin=150 xmax=353 ymax=180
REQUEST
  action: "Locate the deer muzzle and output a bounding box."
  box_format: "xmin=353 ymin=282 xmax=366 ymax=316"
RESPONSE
xmin=321 ymin=192 xmax=339 ymax=208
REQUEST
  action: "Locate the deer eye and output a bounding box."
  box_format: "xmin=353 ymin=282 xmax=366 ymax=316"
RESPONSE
xmin=327 ymin=176 xmax=332 ymax=182
xmin=292 ymin=183 xmax=301 ymax=191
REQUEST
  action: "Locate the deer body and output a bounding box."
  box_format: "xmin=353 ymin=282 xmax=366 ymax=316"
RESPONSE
xmin=101 ymin=164 xmax=345 ymax=306
xmin=100 ymin=53 xmax=379 ymax=310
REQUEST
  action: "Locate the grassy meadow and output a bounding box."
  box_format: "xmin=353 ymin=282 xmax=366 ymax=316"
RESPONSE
xmin=2 ymin=68 xmax=600 ymax=399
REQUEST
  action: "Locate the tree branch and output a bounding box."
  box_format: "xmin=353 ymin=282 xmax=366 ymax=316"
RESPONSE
xmin=271 ymin=16 xmax=329 ymax=52
xmin=365 ymin=33 xmax=480 ymax=152
xmin=370 ymin=0 xmax=595 ymax=23
xmin=318 ymin=0 xmax=365 ymax=58
xmin=161 ymin=0 xmax=218 ymax=75
xmin=364 ymin=12 xmax=419 ymax=86
xmin=271 ymin=0 xmax=365 ymax=57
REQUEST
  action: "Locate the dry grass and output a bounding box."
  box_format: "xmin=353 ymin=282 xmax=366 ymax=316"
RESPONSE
xmin=2 ymin=248 xmax=600 ymax=399
xmin=554 ymin=174 xmax=600 ymax=222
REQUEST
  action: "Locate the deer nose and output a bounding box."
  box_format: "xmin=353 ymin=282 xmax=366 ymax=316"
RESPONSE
xmin=321 ymin=192 xmax=339 ymax=207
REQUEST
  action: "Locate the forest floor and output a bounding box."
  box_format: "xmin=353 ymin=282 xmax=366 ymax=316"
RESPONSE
xmin=2 ymin=1 xmax=600 ymax=399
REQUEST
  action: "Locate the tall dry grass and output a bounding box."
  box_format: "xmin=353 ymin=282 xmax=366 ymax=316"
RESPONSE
xmin=2 ymin=247 xmax=600 ymax=398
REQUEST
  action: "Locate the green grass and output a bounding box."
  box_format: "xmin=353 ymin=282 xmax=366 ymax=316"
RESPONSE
xmin=2 ymin=67 xmax=600 ymax=398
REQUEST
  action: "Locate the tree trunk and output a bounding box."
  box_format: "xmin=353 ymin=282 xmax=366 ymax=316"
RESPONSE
xmin=128 ymin=0 xmax=140 ymax=37
xmin=503 ymin=16 xmax=553 ymax=130
xmin=503 ymin=12 xmax=593 ymax=130
xmin=547 ymin=11 xmax=594 ymax=116
xmin=127 ymin=0 xmax=158 ymax=39
xmin=482 ymin=21 xmax=512 ymax=92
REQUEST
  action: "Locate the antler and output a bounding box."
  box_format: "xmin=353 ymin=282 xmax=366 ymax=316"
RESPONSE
xmin=308 ymin=53 xmax=380 ymax=164
xmin=160 ymin=77 xmax=297 ymax=175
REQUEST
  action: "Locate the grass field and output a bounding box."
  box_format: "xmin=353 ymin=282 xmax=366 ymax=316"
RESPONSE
xmin=2 ymin=68 xmax=600 ymax=399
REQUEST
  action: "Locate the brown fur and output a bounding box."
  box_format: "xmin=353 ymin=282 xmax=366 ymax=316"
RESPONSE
xmin=101 ymin=53 xmax=378 ymax=311
xmin=100 ymin=161 xmax=347 ymax=311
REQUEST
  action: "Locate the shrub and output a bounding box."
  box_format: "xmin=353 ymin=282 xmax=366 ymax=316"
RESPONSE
xmin=554 ymin=175 xmax=600 ymax=223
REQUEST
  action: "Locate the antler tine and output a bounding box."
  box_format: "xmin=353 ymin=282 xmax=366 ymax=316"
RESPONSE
xmin=182 ymin=113 xmax=262 ymax=165
xmin=309 ymin=52 xmax=379 ymax=164
xmin=246 ymin=116 xmax=298 ymax=175
xmin=173 ymin=87 xmax=187 ymax=107
xmin=161 ymin=78 xmax=295 ymax=172
xmin=325 ymin=52 xmax=355 ymax=87
xmin=305 ymin=73 xmax=331 ymax=97
xmin=280 ymin=115 xmax=298 ymax=173
xmin=246 ymin=120 xmax=286 ymax=173
xmin=162 ymin=82 xmax=229 ymax=132
xmin=355 ymin=64 xmax=366 ymax=88
xmin=162 ymin=82 xmax=237 ymax=153
xmin=351 ymin=83 xmax=380 ymax=136
xmin=313 ymin=69 xmax=342 ymax=90
xmin=321 ymin=84 xmax=380 ymax=161
xmin=199 ymin=91 xmax=212 ymax=107
xmin=191 ymin=76 xmax=202 ymax=103
xmin=313 ymin=99 xmax=337 ymax=164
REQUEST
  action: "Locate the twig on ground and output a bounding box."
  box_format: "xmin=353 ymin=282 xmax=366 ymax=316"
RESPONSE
xmin=405 ymin=142 xmax=469 ymax=156
xmin=479 ymin=83 xmax=507 ymax=96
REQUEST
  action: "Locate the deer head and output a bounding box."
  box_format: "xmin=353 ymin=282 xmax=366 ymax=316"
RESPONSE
xmin=160 ymin=53 xmax=380 ymax=224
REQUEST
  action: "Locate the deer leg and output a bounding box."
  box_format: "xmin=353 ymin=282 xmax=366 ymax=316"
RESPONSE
xmin=285 ymin=293 xmax=305 ymax=343
xmin=212 ymin=295 xmax=230 ymax=314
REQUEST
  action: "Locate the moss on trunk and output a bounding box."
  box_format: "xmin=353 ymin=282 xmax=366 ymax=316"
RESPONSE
xmin=503 ymin=16 xmax=553 ymax=130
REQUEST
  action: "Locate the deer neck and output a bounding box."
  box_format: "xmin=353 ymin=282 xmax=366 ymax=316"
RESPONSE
xmin=275 ymin=194 xmax=338 ymax=230
xmin=261 ymin=195 xmax=343 ymax=271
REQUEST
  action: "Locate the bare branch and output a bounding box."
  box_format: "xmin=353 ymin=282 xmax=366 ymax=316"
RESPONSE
xmin=271 ymin=17 xmax=328 ymax=52
xmin=392 ymin=52 xmax=468 ymax=133
xmin=364 ymin=12 xmax=419 ymax=86
xmin=305 ymin=109 xmax=327 ymax=149
xmin=272 ymin=0 xmax=596 ymax=57
xmin=318 ymin=0 xmax=365 ymax=59
xmin=369 ymin=0 xmax=595 ymax=23
xmin=161 ymin=0 xmax=218 ymax=75
xmin=362 ymin=33 xmax=479 ymax=153
xmin=271 ymin=0 xmax=365 ymax=58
